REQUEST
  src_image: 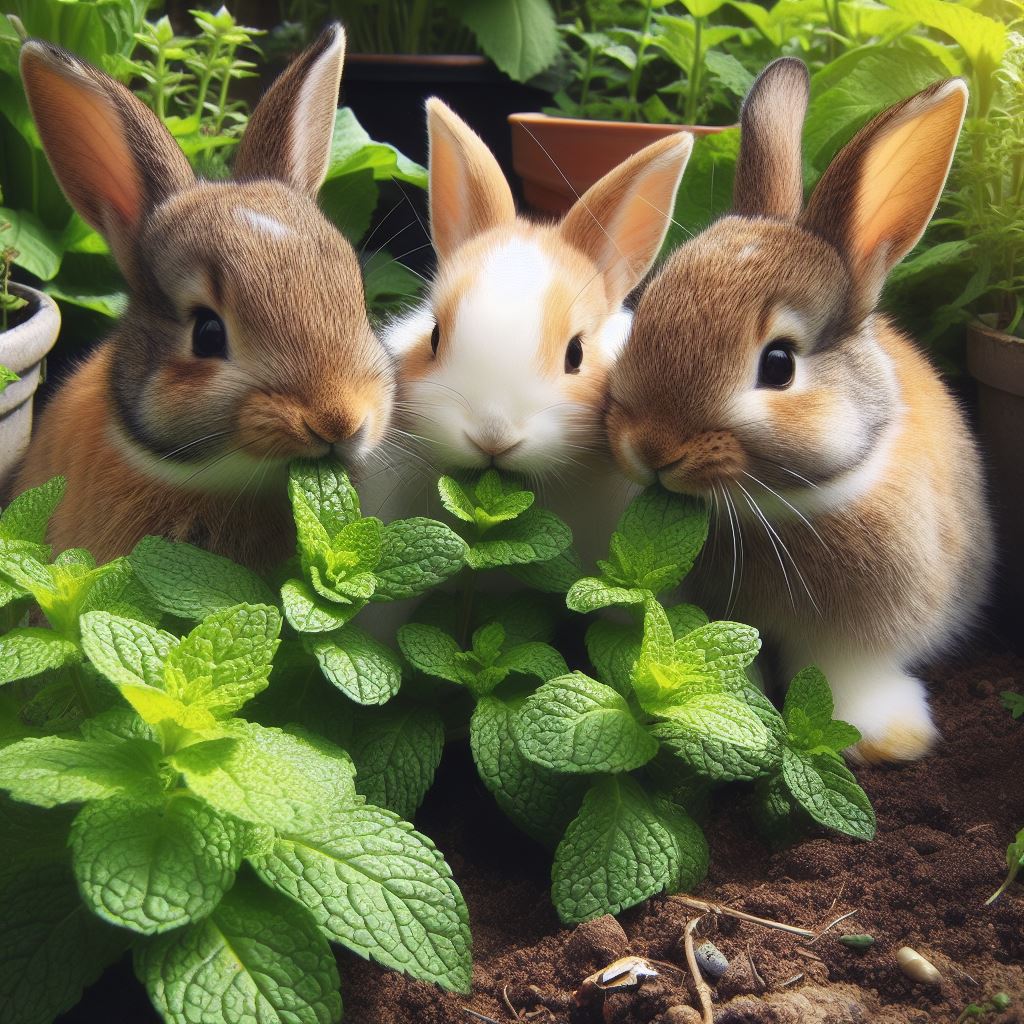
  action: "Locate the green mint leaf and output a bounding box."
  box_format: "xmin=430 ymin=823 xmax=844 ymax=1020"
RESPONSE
xmin=281 ymin=578 xmax=361 ymax=633
xmin=566 ymin=576 xmax=648 ymax=613
xmin=585 ymin=618 xmax=641 ymax=696
xmin=289 ymin=458 xmax=361 ymax=536
xmin=397 ymin=623 xmax=475 ymax=687
xmin=0 ymin=627 xmax=80 ymax=684
xmin=172 ymin=720 xmax=357 ymax=833
xmin=129 ymin=536 xmax=276 ymax=621
xmin=616 ymin=487 xmax=709 ymax=588
xmin=675 ymin=621 xmax=761 ymax=671
xmin=651 ymin=693 xmax=776 ymax=781
xmin=496 ymin=641 xmax=568 ymax=683
xmin=162 ymin=604 xmax=282 ymax=718
xmin=667 ymin=603 xmax=709 ymax=638
xmin=782 ymin=666 xmax=835 ymax=732
xmin=472 ymin=469 xmax=506 ymax=511
xmin=0 ymin=853 xmax=127 ymax=1024
xmin=0 ymin=733 xmax=163 ymax=807
xmin=632 ymin=661 xmax=723 ymax=717
xmin=465 ymin=507 xmax=572 ymax=569
xmin=136 ymin=871 xmax=342 ymax=1024
xmin=508 ymin=544 xmax=584 ymax=593
xmin=79 ymin=557 xmax=162 ymax=624
xmin=0 ymin=541 xmax=57 ymax=598
xmin=780 ymin=748 xmax=876 ymax=840
xmin=292 ymin=491 xmax=333 ymax=571
xmin=470 ymin=695 xmax=586 ymax=847
xmin=372 ymin=518 xmax=467 ymax=601
xmin=819 ymin=720 xmax=862 ymax=752
xmin=307 ymin=624 xmax=402 ymax=705
xmin=0 ymin=366 xmax=17 ymax=391
xmin=252 ymin=804 xmax=473 ymax=992
xmin=348 ymin=702 xmax=446 ymax=820
xmin=0 ymin=476 xmax=65 ymax=546
xmin=551 ymin=775 xmax=709 ymax=923
xmin=638 ymin=596 xmax=676 ymax=668
xmin=437 ymin=476 xmax=476 ymax=522
xmin=1001 ymin=690 xmax=1024 ymax=719
xmin=515 ymin=673 xmax=658 ymax=774
xmin=80 ymin=708 xmax=158 ymax=745
xmin=472 ymin=622 xmax=505 ymax=664
xmin=70 ymin=795 xmax=245 ymax=934
xmin=333 ymin=517 xmax=384 ymax=568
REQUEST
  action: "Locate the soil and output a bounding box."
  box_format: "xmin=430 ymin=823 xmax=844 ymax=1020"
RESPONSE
xmin=59 ymin=646 xmax=1024 ymax=1024
xmin=340 ymin=647 xmax=1024 ymax=1024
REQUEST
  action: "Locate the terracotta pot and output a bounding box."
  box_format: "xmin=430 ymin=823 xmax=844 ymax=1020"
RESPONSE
xmin=509 ymin=112 xmax=730 ymax=216
xmin=966 ymin=318 xmax=1024 ymax=610
xmin=0 ymin=282 xmax=61 ymax=487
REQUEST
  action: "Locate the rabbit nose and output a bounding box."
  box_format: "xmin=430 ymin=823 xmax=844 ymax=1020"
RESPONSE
xmin=466 ymin=432 xmax=522 ymax=458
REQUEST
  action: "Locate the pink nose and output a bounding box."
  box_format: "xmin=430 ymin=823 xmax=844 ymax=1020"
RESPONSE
xmin=466 ymin=432 xmax=521 ymax=458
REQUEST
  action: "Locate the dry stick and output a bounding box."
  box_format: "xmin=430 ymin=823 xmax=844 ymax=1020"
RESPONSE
xmin=501 ymin=984 xmax=520 ymax=1021
xmin=780 ymin=973 xmax=805 ymax=988
xmin=671 ymin=895 xmax=815 ymax=939
xmin=464 ymin=1009 xmax=503 ymax=1024
xmin=683 ymin=917 xmax=715 ymax=1024
xmin=805 ymin=908 xmax=859 ymax=946
xmin=746 ymin=945 xmax=766 ymax=992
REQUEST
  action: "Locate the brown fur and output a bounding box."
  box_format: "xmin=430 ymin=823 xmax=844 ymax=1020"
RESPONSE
xmin=11 ymin=26 xmax=394 ymax=572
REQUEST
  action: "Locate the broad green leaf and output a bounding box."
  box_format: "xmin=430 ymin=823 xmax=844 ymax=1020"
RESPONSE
xmin=437 ymin=476 xmax=476 ymax=523
xmin=326 ymin=107 xmax=427 ymax=188
xmin=347 ymin=702 xmax=445 ymax=820
xmin=172 ymin=721 xmax=357 ymax=834
xmin=372 ymin=518 xmax=467 ymax=600
xmin=460 ymin=0 xmax=559 ymax=81
xmin=551 ymin=776 xmax=708 ymax=923
xmin=472 ymin=622 xmax=505 ymax=664
xmin=616 ymin=487 xmax=709 ymax=587
xmin=586 ymin=618 xmax=641 ymax=696
xmin=465 ymin=507 xmax=572 ymax=569
xmin=0 ymin=733 xmax=163 ymax=808
xmin=0 ymin=207 xmax=62 ymax=280
xmin=281 ymin=578 xmax=360 ymax=633
xmin=508 ymin=544 xmax=584 ymax=593
xmin=783 ymin=666 xmax=835 ymax=732
xmin=515 ymin=673 xmax=658 ymax=774
xmin=675 ymin=621 xmax=761 ymax=671
xmin=129 ymin=536 xmax=275 ymax=620
xmin=397 ymin=623 xmax=473 ymax=687
xmin=566 ymin=576 xmax=648 ymax=613
xmin=0 ymin=627 xmax=80 ymax=684
xmin=470 ymin=695 xmax=586 ymax=847
xmin=0 ymin=476 xmax=65 ymax=546
xmin=288 ymin=459 xmax=361 ymax=537
xmin=136 ymin=871 xmax=342 ymax=1024
xmin=781 ymin=748 xmax=876 ymax=840
xmin=163 ymin=604 xmax=282 ymax=717
xmin=0 ymin=541 xmax=57 ymax=597
xmin=496 ymin=642 xmax=568 ymax=683
xmin=651 ymin=693 xmax=776 ymax=781
xmin=78 ymin=557 xmax=161 ymax=624
xmin=71 ymin=796 xmax=244 ymax=934
xmin=253 ymin=805 xmax=472 ymax=992
xmin=307 ymin=625 xmax=403 ymax=705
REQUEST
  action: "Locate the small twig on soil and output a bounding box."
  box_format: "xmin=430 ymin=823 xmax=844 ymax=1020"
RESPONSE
xmin=671 ymin=895 xmax=815 ymax=939
xmin=464 ymin=1009 xmax=503 ymax=1024
xmin=780 ymin=973 xmax=805 ymax=988
xmin=646 ymin=958 xmax=688 ymax=976
xmin=947 ymin=962 xmax=980 ymax=987
xmin=805 ymin=908 xmax=859 ymax=945
xmin=683 ymin=917 xmax=715 ymax=1024
xmin=501 ymin=984 xmax=520 ymax=1020
xmin=746 ymin=945 xmax=766 ymax=992
xmin=794 ymin=947 xmax=824 ymax=963
xmin=828 ymin=880 xmax=847 ymax=913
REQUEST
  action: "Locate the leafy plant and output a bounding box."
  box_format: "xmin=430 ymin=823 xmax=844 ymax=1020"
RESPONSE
xmin=987 ymin=687 xmax=1023 ymax=906
xmin=957 ymin=992 xmax=1013 ymax=1022
xmin=0 ymin=185 xmax=28 ymax=332
xmin=1002 ymin=689 xmax=1024 ymax=719
xmin=0 ymin=365 xmax=17 ymax=390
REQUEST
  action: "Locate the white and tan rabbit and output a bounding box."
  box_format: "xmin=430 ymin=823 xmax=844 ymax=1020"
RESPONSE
xmin=604 ymin=58 xmax=994 ymax=763
xmin=362 ymin=99 xmax=692 ymax=568
xmin=11 ymin=25 xmax=395 ymax=571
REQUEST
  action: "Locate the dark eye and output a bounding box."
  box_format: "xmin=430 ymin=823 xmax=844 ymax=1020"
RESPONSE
xmin=192 ymin=308 xmax=227 ymax=359
xmin=758 ymin=340 xmax=795 ymax=389
xmin=430 ymin=321 xmax=440 ymax=356
xmin=565 ymin=334 xmax=583 ymax=374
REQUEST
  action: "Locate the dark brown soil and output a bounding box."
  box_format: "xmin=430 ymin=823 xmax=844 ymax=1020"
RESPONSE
xmin=342 ymin=648 xmax=1024 ymax=1024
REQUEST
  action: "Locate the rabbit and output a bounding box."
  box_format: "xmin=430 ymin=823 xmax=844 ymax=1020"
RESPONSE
xmin=10 ymin=24 xmax=395 ymax=572
xmin=603 ymin=57 xmax=994 ymax=763
xmin=360 ymin=99 xmax=693 ymax=569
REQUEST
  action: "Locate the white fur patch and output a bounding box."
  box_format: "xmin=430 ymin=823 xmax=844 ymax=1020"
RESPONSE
xmin=235 ymin=208 xmax=292 ymax=239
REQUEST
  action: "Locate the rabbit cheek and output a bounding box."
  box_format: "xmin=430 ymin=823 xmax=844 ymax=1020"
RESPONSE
xmin=657 ymin=430 xmax=747 ymax=495
xmin=236 ymin=392 xmax=321 ymax=458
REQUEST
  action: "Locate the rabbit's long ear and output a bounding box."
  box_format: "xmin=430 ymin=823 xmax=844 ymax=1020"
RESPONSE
xmin=233 ymin=23 xmax=345 ymax=196
xmin=800 ymin=78 xmax=967 ymax=311
xmin=427 ymin=98 xmax=515 ymax=261
xmin=20 ymin=41 xmax=194 ymax=276
xmin=732 ymin=57 xmax=809 ymax=221
xmin=559 ymin=132 xmax=693 ymax=305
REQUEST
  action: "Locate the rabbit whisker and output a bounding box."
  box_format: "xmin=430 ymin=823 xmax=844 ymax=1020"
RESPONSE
xmin=741 ymin=470 xmax=826 ymax=549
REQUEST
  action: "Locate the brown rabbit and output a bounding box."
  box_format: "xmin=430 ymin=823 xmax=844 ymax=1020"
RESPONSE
xmin=11 ymin=24 xmax=395 ymax=570
xmin=605 ymin=59 xmax=994 ymax=763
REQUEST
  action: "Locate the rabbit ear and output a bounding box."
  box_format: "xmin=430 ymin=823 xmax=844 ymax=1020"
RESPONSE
xmin=427 ymin=98 xmax=516 ymax=260
xmin=19 ymin=40 xmax=194 ymax=276
xmin=732 ymin=57 xmax=809 ymax=221
xmin=233 ymin=23 xmax=345 ymax=196
xmin=800 ymin=78 xmax=968 ymax=310
xmin=558 ymin=132 xmax=693 ymax=305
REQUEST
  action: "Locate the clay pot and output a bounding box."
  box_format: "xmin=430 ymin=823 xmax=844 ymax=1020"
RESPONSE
xmin=0 ymin=282 xmax=61 ymax=486
xmin=508 ymin=112 xmax=729 ymax=216
xmin=966 ymin=318 xmax=1024 ymax=609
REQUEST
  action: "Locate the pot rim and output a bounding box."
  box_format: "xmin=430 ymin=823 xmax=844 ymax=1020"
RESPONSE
xmin=509 ymin=110 xmax=734 ymax=134
xmin=966 ymin=316 xmax=1024 ymax=397
xmin=0 ymin=281 xmax=61 ymax=375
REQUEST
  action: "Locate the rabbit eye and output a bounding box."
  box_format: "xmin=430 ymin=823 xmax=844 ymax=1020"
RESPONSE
xmin=430 ymin=321 xmax=440 ymax=356
xmin=192 ymin=308 xmax=227 ymax=359
xmin=565 ymin=334 xmax=583 ymax=374
xmin=758 ymin=340 xmax=795 ymax=389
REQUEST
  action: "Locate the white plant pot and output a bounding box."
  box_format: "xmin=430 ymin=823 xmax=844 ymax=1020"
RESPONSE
xmin=0 ymin=282 xmax=61 ymax=487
